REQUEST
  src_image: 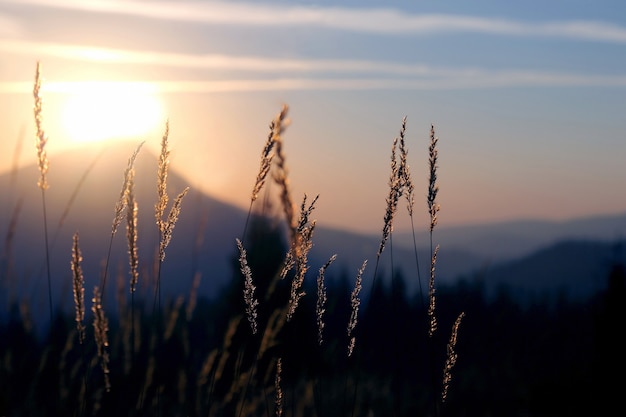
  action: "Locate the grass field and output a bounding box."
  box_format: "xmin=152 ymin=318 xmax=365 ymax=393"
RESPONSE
xmin=1 ymin=62 xmax=623 ymax=417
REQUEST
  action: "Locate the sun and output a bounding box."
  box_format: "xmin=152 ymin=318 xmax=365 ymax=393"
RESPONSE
xmin=61 ymin=82 xmax=164 ymax=144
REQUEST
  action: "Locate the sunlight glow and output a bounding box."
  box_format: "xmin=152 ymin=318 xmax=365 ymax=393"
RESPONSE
xmin=61 ymin=82 xmax=164 ymax=144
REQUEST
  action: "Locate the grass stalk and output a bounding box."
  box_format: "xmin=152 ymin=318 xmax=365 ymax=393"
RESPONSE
xmin=244 ymin=105 xmax=287 ymax=241
xmin=32 ymin=62 xmax=53 ymax=324
xmin=427 ymin=124 xmax=441 ymax=416
xmin=101 ymin=142 xmax=144 ymax=302
xmin=126 ymin=169 xmax=139 ymax=370
xmin=71 ymin=232 xmax=88 ymax=415
xmin=152 ymin=121 xmax=189 ymax=415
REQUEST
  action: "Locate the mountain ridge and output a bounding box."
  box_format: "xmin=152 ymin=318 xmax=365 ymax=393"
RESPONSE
xmin=1 ymin=142 xmax=624 ymax=321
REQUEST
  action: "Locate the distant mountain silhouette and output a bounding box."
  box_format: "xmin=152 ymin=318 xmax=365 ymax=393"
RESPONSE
xmin=473 ymin=239 xmax=626 ymax=303
xmin=310 ymin=226 xmax=486 ymax=293
xmin=1 ymin=142 xmax=625 ymax=324
xmin=395 ymin=214 xmax=626 ymax=262
xmin=0 ymin=142 xmax=248 ymax=320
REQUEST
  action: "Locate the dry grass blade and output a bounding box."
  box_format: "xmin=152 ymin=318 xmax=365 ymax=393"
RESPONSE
xmin=236 ymin=238 xmax=259 ymax=335
xmin=428 ymin=244 xmax=439 ymax=338
xmin=126 ymin=172 xmax=139 ymax=293
xmin=92 ymin=285 xmax=111 ymax=392
xmin=378 ymin=138 xmax=401 ymax=258
xmin=274 ymin=358 xmax=283 ymax=417
xmin=347 ymin=260 xmax=367 ymax=357
xmin=397 ymin=116 xmax=415 ymax=215
xmin=428 ymin=124 xmax=440 ymax=233
xmin=32 ymin=61 xmax=53 ymax=323
xmin=159 ymin=187 xmax=190 ymax=262
xmin=286 ymin=194 xmax=318 ymax=322
xmin=271 ymin=106 xmax=296 ymax=240
xmin=101 ymin=141 xmax=144 ymax=303
xmin=251 ymin=119 xmax=278 ymax=203
xmin=113 ymin=142 xmax=144 ymax=236
xmin=154 ymin=121 xmax=190 ymax=262
xmin=155 ymin=120 xmax=171 ymax=231
xmin=442 ymin=312 xmax=465 ymax=403
xmin=242 ymin=105 xmax=288 ymax=243
xmin=316 ymin=254 xmax=337 ymax=346
xmin=71 ymin=232 xmax=85 ymax=344
xmin=33 ymin=61 xmax=49 ymax=191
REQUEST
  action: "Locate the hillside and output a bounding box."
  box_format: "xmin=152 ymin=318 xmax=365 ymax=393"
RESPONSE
xmin=1 ymin=142 xmax=624 ymax=322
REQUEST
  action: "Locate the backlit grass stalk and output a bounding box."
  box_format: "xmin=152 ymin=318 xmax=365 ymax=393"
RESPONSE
xmin=370 ymin=135 xmax=402 ymax=305
xmin=427 ymin=124 xmax=441 ymax=417
xmin=71 ymin=233 xmax=86 ymax=344
xmin=236 ymin=238 xmax=259 ymax=335
xmin=33 ymin=61 xmax=53 ymax=323
xmin=427 ymin=124 xmax=440 ymax=337
xmin=313 ymin=254 xmax=336 ymax=417
xmin=101 ymin=142 xmax=144 ymax=302
xmin=71 ymin=232 xmax=88 ymax=415
xmin=274 ymin=358 xmax=283 ymax=417
xmin=442 ymin=312 xmax=465 ymax=404
xmin=92 ymin=285 xmax=111 ymax=392
xmin=155 ymin=121 xmax=190 ymax=312
xmin=397 ymin=117 xmax=425 ymax=304
xmin=285 ymin=194 xmax=318 ymax=322
xmin=236 ymin=108 xmax=293 ymax=417
xmin=353 ymin=120 xmax=409 ymax=416
xmin=316 ymin=254 xmax=336 ymax=346
xmin=271 ymin=106 xmax=296 ymax=241
xmin=126 ymin=170 xmax=139 ymax=365
xmin=151 ymin=122 xmax=189 ymax=413
xmin=347 ymin=260 xmax=366 ymax=358
xmin=238 ymin=194 xmax=320 ymax=416
xmin=346 ymin=260 xmax=367 ymax=417
xmin=244 ymin=105 xmax=288 ymax=241
xmin=126 ymin=172 xmax=139 ymax=294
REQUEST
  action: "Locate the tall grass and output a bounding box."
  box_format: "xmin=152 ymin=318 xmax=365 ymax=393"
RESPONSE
xmin=32 ymin=62 xmax=53 ymax=324
xmin=2 ymin=63 xmax=468 ymax=417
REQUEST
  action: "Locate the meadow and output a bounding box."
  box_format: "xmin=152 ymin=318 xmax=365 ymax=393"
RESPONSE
xmin=0 ymin=63 xmax=623 ymax=417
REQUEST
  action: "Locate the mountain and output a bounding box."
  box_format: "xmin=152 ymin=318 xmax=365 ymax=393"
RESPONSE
xmin=310 ymin=226 xmax=486 ymax=292
xmin=1 ymin=142 xmax=625 ymax=324
xmin=474 ymin=239 xmax=625 ymax=303
xmin=0 ymin=142 xmax=249 ymax=319
xmin=394 ymin=213 xmax=626 ymax=263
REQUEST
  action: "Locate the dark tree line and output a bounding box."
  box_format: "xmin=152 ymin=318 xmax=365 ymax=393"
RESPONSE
xmin=1 ymin=216 xmax=625 ymax=416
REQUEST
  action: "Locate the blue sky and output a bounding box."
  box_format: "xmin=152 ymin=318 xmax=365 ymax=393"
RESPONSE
xmin=1 ymin=0 xmax=625 ymax=234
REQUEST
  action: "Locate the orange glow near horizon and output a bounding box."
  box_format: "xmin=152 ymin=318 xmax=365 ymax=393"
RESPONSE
xmin=60 ymin=81 xmax=164 ymax=144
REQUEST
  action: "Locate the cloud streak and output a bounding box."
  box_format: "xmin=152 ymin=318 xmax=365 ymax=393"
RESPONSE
xmin=3 ymin=39 xmax=626 ymax=92
xmin=0 ymin=39 xmax=467 ymax=77
xmin=3 ymin=71 xmax=626 ymax=96
xmin=7 ymin=0 xmax=626 ymax=43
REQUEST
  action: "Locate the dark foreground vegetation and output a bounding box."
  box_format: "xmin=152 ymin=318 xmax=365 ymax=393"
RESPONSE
xmin=1 ymin=222 xmax=625 ymax=417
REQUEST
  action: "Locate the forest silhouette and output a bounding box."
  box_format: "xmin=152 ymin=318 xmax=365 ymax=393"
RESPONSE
xmin=1 ymin=213 xmax=624 ymax=416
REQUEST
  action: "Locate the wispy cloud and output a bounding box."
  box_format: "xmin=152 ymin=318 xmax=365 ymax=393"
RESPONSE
xmin=4 ymin=38 xmax=626 ymax=91
xmin=7 ymin=0 xmax=626 ymax=43
xmin=3 ymin=72 xmax=626 ymax=95
xmin=0 ymin=39 xmax=462 ymax=76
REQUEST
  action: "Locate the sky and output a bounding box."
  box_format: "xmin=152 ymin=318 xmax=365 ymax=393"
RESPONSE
xmin=1 ymin=0 xmax=625 ymax=235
